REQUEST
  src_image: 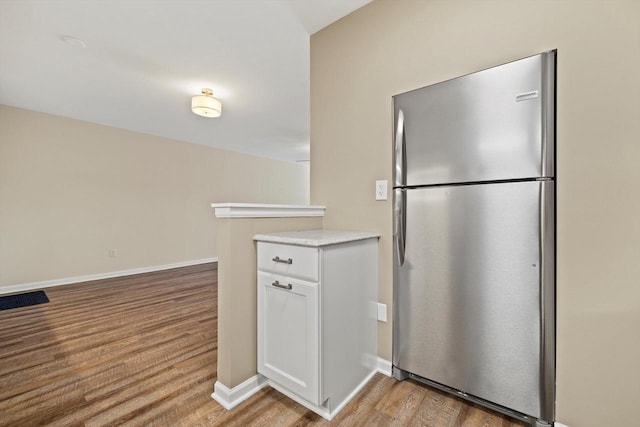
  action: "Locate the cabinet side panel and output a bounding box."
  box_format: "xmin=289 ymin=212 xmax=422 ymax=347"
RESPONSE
xmin=321 ymin=238 xmax=378 ymax=408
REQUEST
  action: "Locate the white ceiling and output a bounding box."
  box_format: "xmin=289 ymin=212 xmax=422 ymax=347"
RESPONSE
xmin=0 ymin=0 xmax=372 ymax=163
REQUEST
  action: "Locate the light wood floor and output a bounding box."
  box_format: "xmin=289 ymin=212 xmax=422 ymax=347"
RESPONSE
xmin=0 ymin=263 xmax=526 ymax=426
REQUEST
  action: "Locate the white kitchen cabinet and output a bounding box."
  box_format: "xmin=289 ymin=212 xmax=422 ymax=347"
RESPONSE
xmin=255 ymin=230 xmax=379 ymax=420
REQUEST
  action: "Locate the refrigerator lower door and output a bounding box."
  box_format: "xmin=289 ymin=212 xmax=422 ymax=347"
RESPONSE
xmin=393 ymin=180 xmax=554 ymax=421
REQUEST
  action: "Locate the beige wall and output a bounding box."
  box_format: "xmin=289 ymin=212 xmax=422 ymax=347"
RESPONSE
xmin=310 ymin=1 xmax=640 ymax=426
xmin=0 ymin=105 xmax=309 ymax=288
xmin=215 ymin=216 xmax=322 ymax=388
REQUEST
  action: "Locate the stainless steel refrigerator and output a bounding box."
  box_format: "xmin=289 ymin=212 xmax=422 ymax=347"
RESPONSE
xmin=392 ymin=51 xmax=555 ymax=427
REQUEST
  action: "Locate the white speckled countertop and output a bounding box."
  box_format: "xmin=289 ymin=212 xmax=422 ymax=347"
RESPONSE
xmin=253 ymin=229 xmax=380 ymax=247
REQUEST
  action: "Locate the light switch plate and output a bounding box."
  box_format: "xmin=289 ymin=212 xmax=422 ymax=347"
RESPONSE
xmin=375 ymin=180 xmax=388 ymax=201
xmin=377 ymin=303 xmax=387 ymax=322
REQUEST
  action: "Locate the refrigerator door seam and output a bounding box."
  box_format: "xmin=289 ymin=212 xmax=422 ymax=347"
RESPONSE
xmin=394 ymin=176 xmax=553 ymax=190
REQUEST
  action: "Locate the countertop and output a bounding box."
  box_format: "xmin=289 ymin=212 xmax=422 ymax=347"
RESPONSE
xmin=253 ymin=229 xmax=380 ymax=247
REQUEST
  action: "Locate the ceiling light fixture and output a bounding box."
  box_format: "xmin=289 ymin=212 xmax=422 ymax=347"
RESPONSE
xmin=191 ymin=88 xmax=222 ymax=118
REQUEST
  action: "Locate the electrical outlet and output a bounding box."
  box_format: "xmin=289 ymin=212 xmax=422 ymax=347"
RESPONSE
xmin=375 ymin=180 xmax=388 ymax=201
xmin=377 ymin=303 xmax=387 ymax=322
xmin=108 ymin=249 xmax=117 ymax=258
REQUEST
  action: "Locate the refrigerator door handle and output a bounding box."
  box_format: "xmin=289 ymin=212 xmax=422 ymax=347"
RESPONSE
xmin=394 ymin=108 xmax=407 ymax=265
xmin=394 ymin=188 xmax=406 ymax=266
xmin=394 ymin=109 xmax=406 ymax=187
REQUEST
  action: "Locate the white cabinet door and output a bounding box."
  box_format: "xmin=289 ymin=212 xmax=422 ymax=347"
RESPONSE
xmin=257 ymin=272 xmax=320 ymax=405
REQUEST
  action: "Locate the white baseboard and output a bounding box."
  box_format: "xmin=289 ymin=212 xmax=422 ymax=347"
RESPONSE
xmin=0 ymin=257 xmax=218 ymax=295
xmin=215 ymin=367 xmax=378 ymax=419
xmin=211 ymin=375 xmax=269 ymax=410
xmin=328 ymin=368 xmax=377 ymax=419
xmin=554 ymin=423 xmax=569 ymax=427
xmin=268 ymin=368 xmax=377 ymax=421
xmin=377 ymin=357 xmax=392 ymax=377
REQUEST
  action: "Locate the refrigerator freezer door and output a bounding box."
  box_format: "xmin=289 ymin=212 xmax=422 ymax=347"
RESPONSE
xmin=393 ymin=52 xmax=555 ymax=187
xmin=393 ymin=180 xmax=554 ymax=420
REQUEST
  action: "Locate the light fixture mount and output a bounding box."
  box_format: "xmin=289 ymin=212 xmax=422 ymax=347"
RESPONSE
xmin=191 ymin=88 xmax=222 ymax=118
xmin=60 ymin=34 xmax=87 ymax=48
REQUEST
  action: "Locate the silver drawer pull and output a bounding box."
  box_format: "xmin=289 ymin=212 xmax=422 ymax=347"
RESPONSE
xmin=272 ymin=280 xmax=292 ymax=290
xmin=272 ymin=256 xmax=293 ymax=264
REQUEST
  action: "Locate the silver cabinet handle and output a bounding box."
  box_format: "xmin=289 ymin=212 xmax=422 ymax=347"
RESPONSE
xmin=272 ymin=280 xmax=292 ymax=290
xmin=272 ymin=256 xmax=293 ymax=264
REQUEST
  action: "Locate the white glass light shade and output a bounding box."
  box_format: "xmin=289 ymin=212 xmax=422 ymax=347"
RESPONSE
xmin=191 ymin=89 xmax=222 ymax=117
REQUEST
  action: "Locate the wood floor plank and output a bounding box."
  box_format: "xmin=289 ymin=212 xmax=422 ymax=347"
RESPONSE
xmin=376 ymin=378 xmax=429 ymax=422
xmin=0 ymin=262 xmax=528 ymax=426
xmin=409 ymin=387 xmax=464 ymax=427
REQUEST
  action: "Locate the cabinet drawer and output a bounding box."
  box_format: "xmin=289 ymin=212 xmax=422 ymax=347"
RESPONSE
xmin=257 ymin=242 xmax=319 ymax=282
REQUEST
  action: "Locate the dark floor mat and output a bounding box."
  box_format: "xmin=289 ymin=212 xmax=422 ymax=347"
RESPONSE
xmin=0 ymin=290 xmax=49 ymax=311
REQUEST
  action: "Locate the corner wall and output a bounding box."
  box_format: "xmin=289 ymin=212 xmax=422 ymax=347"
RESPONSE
xmin=310 ymin=1 xmax=640 ymax=426
xmin=0 ymin=105 xmax=309 ymax=287
xmin=215 ymin=216 xmax=323 ymax=389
